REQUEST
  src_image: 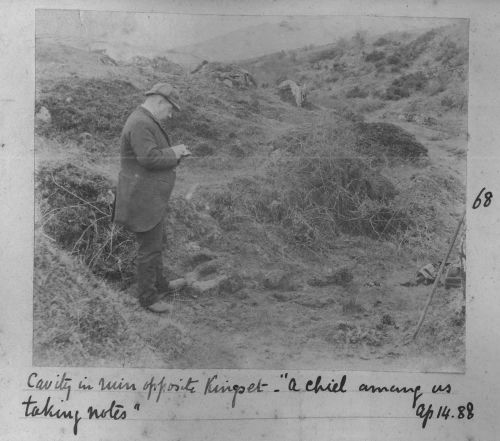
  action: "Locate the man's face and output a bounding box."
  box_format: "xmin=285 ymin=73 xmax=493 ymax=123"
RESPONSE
xmin=157 ymin=97 xmax=173 ymax=121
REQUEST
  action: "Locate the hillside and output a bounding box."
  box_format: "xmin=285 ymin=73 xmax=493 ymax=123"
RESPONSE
xmin=241 ymin=22 xmax=467 ymax=125
xmin=34 ymin=22 xmax=467 ymax=371
xmin=170 ymin=18 xmax=348 ymax=64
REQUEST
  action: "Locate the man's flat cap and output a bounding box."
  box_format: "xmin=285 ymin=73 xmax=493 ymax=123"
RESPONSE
xmin=145 ymin=82 xmax=181 ymax=111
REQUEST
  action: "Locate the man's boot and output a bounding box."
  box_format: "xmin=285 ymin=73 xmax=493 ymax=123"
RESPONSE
xmin=156 ymin=263 xmax=175 ymax=299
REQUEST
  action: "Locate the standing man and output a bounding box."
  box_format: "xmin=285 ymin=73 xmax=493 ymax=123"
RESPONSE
xmin=113 ymin=83 xmax=191 ymax=313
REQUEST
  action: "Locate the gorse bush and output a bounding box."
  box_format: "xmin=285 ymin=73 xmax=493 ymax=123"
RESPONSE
xmin=393 ymin=71 xmax=428 ymax=92
xmin=435 ymin=38 xmax=468 ymax=67
xmin=131 ymin=55 xmax=184 ymax=74
xmin=440 ymin=93 xmax=467 ymax=111
xmin=384 ymin=85 xmax=410 ymax=100
xmin=354 ymin=98 xmax=386 ymax=114
xmin=374 ymin=29 xmax=437 ymax=79
xmin=38 ymin=77 xmax=221 ymax=144
xmin=38 ymin=79 xmax=143 ymax=139
xmin=384 ymin=71 xmax=428 ymax=100
xmin=271 ymin=126 xmax=310 ymax=152
xmin=345 ymin=86 xmax=369 ymax=99
xmin=278 ymin=152 xmax=407 ymax=239
xmin=168 ymin=104 xmax=220 ymax=141
xmin=374 ymin=37 xmax=391 ymax=46
xmin=309 ymin=47 xmax=344 ymax=63
xmin=387 ymin=54 xmax=403 ymax=65
xmin=37 ymin=163 xmax=136 ymax=286
xmin=394 ymin=29 xmax=437 ymax=64
xmin=365 ymin=51 xmax=385 ymax=63
xmin=353 ymin=122 xmax=428 ymax=160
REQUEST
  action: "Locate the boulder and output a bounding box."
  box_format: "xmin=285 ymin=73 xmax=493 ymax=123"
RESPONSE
xmin=277 ymin=80 xmax=306 ymax=107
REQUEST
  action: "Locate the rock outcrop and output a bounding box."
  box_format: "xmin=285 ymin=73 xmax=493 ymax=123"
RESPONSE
xmin=193 ymin=62 xmax=257 ymax=89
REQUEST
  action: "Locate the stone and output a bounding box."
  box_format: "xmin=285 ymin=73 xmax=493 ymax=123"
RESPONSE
xmin=35 ymin=106 xmax=51 ymax=124
xmin=187 ymin=249 xmax=218 ymax=266
xmin=185 ymin=242 xmax=201 ymax=253
xmin=169 ymin=278 xmax=188 ymax=290
xmin=192 ymin=275 xmax=229 ymax=294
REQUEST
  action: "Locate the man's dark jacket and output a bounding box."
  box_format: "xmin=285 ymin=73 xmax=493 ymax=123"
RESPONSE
xmin=113 ymin=106 xmax=178 ymax=232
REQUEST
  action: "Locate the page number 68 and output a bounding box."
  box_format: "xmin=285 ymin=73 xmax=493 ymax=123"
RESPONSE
xmin=472 ymin=187 xmax=493 ymax=209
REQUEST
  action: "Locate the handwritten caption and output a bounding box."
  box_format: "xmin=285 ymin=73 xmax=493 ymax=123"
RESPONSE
xmin=21 ymin=371 xmax=474 ymax=435
xmin=472 ymin=187 xmax=493 ymax=209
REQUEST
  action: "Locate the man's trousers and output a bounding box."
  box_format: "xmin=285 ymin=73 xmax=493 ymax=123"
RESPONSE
xmin=135 ymin=218 xmax=168 ymax=307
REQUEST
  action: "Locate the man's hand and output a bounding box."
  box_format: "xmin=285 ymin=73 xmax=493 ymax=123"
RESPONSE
xmin=171 ymin=144 xmax=192 ymax=160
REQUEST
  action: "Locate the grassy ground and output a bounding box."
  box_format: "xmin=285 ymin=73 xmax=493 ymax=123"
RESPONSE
xmin=33 ymin=23 xmax=467 ymax=370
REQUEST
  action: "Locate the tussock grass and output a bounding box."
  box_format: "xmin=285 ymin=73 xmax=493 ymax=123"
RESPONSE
xmin=210 ymin=120 xmax=427 ymax=249
xmin=33 ymin=234 xmax=152 ymax=366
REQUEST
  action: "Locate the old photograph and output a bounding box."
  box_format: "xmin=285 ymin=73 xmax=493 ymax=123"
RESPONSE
xmin=34 ymin=10 xmax=468 ymax=371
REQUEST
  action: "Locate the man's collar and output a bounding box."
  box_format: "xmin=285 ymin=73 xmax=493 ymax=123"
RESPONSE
xmin=139 ymin=105 xmax=161 ymax=125
xmin=137 ymin=105 xmax=171 ymax=146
